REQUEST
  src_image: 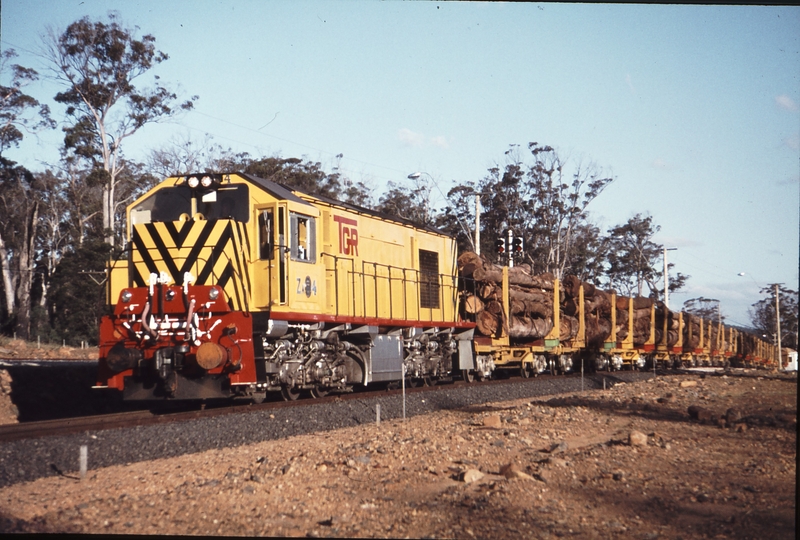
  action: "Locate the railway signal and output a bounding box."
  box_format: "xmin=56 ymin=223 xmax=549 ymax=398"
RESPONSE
xmin=512 ymin=236 xmax=523 ymax=255
xmin=506 ymin=229 xmax=515 ymax=267
xmin=495 ymin=238 xmax=506 ymax=254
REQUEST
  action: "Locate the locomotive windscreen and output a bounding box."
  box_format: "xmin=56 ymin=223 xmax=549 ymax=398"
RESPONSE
xmin=130 ymin=184 xmax=250 ymax=225
xmin=130 ymin=187 xmax=192 ymax=225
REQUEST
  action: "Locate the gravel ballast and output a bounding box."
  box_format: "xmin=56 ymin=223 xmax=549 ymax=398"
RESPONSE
xmin=0 ymin=371 xmax=649 ymax=488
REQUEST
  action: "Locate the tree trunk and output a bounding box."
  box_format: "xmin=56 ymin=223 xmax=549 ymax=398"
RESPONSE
xmin=0 ymin=231 xmax=14 ymax=317
xmin=476 ymin=310 xmax=501 ymax=336
xmin=508 ymin=315 xmax=553 ymax=340
xmin=103 ymin=182 xmax=114 ymax=246
xmin=510 ymin=298 xmax=551 ymax=318
xmin=463 ymin=294 xmax=484 ymax=314
xmin=13 ymin=200 xmax=39 ymax=340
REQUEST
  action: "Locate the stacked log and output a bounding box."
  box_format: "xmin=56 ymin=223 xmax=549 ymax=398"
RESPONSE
xmin=562 ymin=275 xmax=611 ymax=347
xmin=683 ymin=314 xmax=702 ymax=349
xmin=459 ymin=252 xmax=555 ymax=341
xmin=458 ymin=251 xmax=684 ymax=349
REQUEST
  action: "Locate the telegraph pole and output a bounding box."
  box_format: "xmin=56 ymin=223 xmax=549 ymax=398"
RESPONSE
xmin=475 ymin=195 xmax=481 ymax=255
xmin=775 ymin=283 xmax=782 ymax=370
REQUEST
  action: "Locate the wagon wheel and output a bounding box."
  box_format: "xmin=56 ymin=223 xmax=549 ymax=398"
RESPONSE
xmin=403 ymin=375 xmax=419 ymax=388
xmin=462 ymin=369 xmax=475 ymax=383
xmin=520 ymin=363 xmax=532 ymax=379
xmin=310 ymin=386 xmax=329 ymax=399
xmin=281 ymin=385 xmax=301 ymax=401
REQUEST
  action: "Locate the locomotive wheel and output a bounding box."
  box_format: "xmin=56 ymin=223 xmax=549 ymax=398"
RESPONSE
xmin=310 ymin=386 xmax=329 ymax=399
xmin=422 ymin=376 xmax=435 ymax=387
xmin=462 ymin=369 xmax=475 ymax=383
xmin=402 ymin=377 xmax=414 ymax=388
xmin=281 ymin=385 xmax=301 ymax=401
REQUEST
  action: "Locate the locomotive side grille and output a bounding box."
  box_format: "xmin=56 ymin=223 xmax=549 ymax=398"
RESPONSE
xmin=419 ymin=249 xmax=440 ymax=309
xmin=131 ymin=220 xmax=251 ymax=311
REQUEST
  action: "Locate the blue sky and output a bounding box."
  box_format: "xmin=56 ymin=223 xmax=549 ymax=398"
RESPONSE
xmin=2 ymin=1 xmax=798 ymax=328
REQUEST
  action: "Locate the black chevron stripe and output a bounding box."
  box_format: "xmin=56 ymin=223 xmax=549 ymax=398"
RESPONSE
xmin=163 ymin=220 xmax=196 ymax=248
xmin=196 ymin=224 xmax=233 ymax=284
xmin=178 ymin=220 xmax=218 ymax=282
xmin=240 ymin=223 xmax=251 ymax=311
xmin=231 ymin=222 xmax=250 ymax=311
xmin=130 ymin=221 xmax=249 ymax=312
xmin=132 ymin=227 xmax=158 ymax=286
xmin=145 ymin=223 xmax=181 ymax=280
xmin=217 ymin=261 xmax=241 ymax=310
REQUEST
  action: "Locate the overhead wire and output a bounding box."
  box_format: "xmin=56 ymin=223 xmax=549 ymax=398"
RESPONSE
xmin=186 ymin=110 xmax=418 ymax=185
xmin=1 ymin=37 xmax=423 ymax=190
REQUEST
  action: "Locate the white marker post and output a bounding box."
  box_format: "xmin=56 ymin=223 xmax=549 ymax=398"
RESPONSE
xmin=79 ymin=445 xmax=88 ymax=480
xmin=402 ymin=364 xmax=406 ymax=421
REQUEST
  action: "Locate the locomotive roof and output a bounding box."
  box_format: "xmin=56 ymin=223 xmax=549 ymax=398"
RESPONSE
xmin=239 ymin=172 xmax=311 ymax=206
xmin=238 ymin=172 xmax=452 ymax=238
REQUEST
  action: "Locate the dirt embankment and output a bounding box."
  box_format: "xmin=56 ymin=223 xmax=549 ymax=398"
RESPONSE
xmin=0 ymin=339 xmax=98 ymax=362
xmin=0 ymin=339 xmax=99 ymax=424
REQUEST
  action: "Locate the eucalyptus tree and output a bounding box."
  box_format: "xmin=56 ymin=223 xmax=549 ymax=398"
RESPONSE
xmin=683 ymin=297 xmax=723 ymax=322
xmin=750 ymin=285 xmax=798 ymax=351
xmin=42 ymin=12 xmax=196 ymax=246
xmin=145 ymin=133 xmax=241 ymax=182
xmin=0 ymin=160 xmax=43 ymax=339
xmin=604 ymin=214 xmax=662 ymax=297
xmin=0 ymin=49 xmax=55 ymax=156
xmin=568 ymin=221 xmax=606 ymax=283
xmin=440 ymin=184 xmax=479 ymax=254
xmin=376 ymin=179 xmax=434 ymax=228
xmin=0 ymin=49 xmax=55 ymax=338
xmin=473 ymin=142 xmax=613 ymax=276
xmin=604 ymin=213 xmax=688 ymax=299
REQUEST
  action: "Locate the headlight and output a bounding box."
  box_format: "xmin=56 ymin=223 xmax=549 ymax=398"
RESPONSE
xmin=201 ymin=176 xmax=213 ymax=187
xmin=187 ymin=176 xmax=200 ymax=188
xmin=208 ymin=287 xmax=220 ymax=300
xmin=121 ymin=290 xmax=133 ymax=303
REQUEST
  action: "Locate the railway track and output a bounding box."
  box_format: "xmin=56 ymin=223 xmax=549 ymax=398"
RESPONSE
xmin=0 ymin=372 xmax=579 ymax=443
xmin=3 ymin=361 xmax=744 ymax=445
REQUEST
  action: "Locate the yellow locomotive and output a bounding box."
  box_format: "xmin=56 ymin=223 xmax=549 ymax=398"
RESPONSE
xmin=97 ymin=172 xmax=475 ymax=401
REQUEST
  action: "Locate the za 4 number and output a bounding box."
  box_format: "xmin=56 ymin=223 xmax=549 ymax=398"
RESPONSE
xmin=296 ymin=276 xmax=317 ymax=297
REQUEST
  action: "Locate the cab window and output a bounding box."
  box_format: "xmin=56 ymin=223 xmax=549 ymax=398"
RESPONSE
xmin=290 ymin=213 xmax=316 ymax=263
xmin=130 ymin=187 xmax=192 ymax=225
xmin=196 ymin=185 xmax=249 ymax=222
xmin=258 ymin=209 xmax=274 ymax=260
